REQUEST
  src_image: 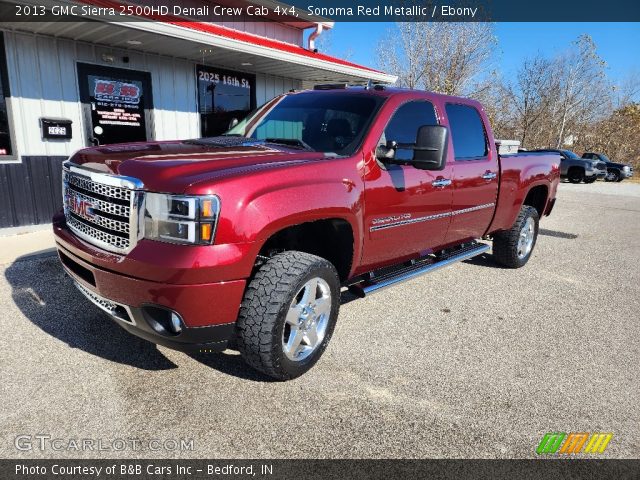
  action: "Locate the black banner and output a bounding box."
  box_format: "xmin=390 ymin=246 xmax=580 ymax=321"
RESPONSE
xmin=2 ymin=459 xmax=640 ymax=480
xmin=0 ymin=0 xmax=639 ymax=22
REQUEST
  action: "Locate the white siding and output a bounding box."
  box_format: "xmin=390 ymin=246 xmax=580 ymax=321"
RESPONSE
xmin=2 ymin=30 xmax=301 ymax=159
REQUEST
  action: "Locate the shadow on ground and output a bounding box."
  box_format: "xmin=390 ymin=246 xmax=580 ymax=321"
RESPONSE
xmin=5 ymin=251 xmax=386 ymax=380
xmin=5 ymin=252 xmax=177 ymax=371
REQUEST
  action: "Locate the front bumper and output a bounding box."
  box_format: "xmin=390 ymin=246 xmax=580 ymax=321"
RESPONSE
xmin=72 ymin=279 xmax=235 ymax=352
xmin=595 ymin=169 xmax=607 ymax=179
xmin=54 ymin=221 xmax=247 ymax=353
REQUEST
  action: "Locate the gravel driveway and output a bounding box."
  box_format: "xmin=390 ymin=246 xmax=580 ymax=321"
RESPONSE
xmin=1 ymin=181 xmax=638 ymax=459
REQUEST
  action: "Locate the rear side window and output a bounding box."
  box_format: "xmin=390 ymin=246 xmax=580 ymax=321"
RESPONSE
xmin=445 ymin=103 xmax=487 ymax=160
xmin=381 ymin=101 xmax=438 ymax=161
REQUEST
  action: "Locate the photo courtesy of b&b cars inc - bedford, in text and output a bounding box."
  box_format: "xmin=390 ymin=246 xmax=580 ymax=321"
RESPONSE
xmin=0 ymin=0 xmax=638 ymax=479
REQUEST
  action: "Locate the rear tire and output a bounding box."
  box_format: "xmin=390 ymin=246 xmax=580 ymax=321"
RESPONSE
xmin=584 ymin=177 xmax=596 ymax=184
xmin=236 ymin=251 xmax=340 ymax=381
xmin=492 ymin=206 xmax=539 ymax=268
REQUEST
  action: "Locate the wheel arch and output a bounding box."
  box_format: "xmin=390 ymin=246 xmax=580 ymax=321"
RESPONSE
xmin=257 ymin=218 xmax=356 ymax=282
xmin=523 ymin=184 xmax=549 ymax=218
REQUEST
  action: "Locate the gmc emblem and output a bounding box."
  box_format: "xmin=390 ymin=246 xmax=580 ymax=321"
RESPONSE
xmin=67 ymin=192 xmax=96 ymax=220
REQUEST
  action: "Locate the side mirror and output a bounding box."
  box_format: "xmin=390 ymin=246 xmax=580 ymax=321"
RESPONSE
xmin=228 ymin=117 xmax=239 ymax=129
xmin=375 ymin=126 xmax=448 ymax=170
xmin=411 ymin=125 xmax=448 ymax=170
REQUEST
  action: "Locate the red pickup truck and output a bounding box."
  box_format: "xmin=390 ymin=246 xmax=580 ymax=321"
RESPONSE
xmin=53 ymin=85 xmax=560 ymax=380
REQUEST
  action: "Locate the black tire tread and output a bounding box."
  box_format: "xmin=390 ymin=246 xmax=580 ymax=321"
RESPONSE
xmin=492 ymin=205 xmax=539 ymax=269
xmin=235 ymin=251 xmax=338 ymax=380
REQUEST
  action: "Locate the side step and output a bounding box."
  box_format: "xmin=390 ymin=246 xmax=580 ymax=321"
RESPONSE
xmin=348 ymin=242 xmax=490 ymax=298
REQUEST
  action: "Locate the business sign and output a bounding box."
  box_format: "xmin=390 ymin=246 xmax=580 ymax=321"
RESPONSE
xmin=94 ymin=80 xmax=141 ymax=104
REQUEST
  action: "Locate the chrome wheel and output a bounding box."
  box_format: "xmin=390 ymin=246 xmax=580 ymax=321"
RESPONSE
xmin=282 ymin=277 xmax=332 ymax=362
xmin=606 ymin=171 xmax=619 ymax=182
xmin=517 ymin=217 xmax=535 ymax=259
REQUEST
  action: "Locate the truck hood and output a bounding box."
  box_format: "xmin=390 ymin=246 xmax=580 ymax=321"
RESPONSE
xmin=68 ymin=137 xmax=327 ymax=193
xmin=603 ymin=161 xmax=631 ymax=169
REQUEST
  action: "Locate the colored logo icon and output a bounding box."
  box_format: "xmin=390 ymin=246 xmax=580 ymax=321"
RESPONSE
xmin=536 ymin=432 xmax=613 ymax=455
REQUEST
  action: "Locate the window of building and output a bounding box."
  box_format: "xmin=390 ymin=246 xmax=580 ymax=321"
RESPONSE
xmin=197 ymin=65 xmax=255 ymax=137
xmin=0 ymin=33 xmax=15 ymax=158
xmin=380 ymin=101 xmax=438 ymax=161
xmin=445 ymin=103 xmax=487 ymax=160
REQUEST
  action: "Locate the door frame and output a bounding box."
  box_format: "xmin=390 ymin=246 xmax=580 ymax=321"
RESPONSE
xmin=76 ymin=62 xmax=155 ymax=147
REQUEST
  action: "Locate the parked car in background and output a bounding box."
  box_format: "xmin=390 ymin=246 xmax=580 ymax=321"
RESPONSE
xmin=533 ymin=149 xmax=606 ymax=183
xmin=581 ymin=152 xmax=634 ymax=182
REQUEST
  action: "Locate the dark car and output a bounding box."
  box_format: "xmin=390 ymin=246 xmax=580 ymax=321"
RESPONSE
xmin=533 ymin=149 xmax=607 ymax=184
xmin=582 ymin=152 xmax=634 ymax=182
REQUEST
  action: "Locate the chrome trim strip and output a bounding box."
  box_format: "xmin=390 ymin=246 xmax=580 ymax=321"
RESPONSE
xmin=360 ymin=243 xmax=490 ymax=295
xmin=451 ymin=202 xmax=496 ymax=217
xmin=65 ymin=161 xmax=144 ymax=190
xmin=74 ymin=281 xmax=136 ymax=326
xmin=370 ymin=203 xmax=495 ymax=232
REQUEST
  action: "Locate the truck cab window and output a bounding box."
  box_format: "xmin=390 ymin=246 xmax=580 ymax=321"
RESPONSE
xmin=445 ymin=103 xmax=487 ymax=160
xmin=381 ymin=101 xmax=438 ymax=161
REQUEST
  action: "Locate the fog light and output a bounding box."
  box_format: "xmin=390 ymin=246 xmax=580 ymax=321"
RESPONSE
xmin=170 ymin=312 xmax=183 ymax=334
xmin=142 ymin=306 xmax=184 ymax=337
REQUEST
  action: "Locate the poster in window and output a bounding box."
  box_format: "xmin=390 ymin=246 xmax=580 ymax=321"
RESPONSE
xmin=87 ymin=74 xmax=147 ymax=145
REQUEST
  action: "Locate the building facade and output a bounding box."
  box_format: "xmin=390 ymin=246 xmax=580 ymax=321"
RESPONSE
xmin=0 ymin=0 xmax=394 ymax=228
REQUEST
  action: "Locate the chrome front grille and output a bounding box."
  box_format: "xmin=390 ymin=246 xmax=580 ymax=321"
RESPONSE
xmin=67 ymin=173 xmax=131 ymax=201
xmin=63 ymin=163 xmax=144 ymax=254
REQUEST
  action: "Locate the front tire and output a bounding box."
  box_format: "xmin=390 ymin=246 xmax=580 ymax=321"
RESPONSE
xmin=606 ymin=169 xmax=620 ymax=182
xmin=584 ymin=176 xmax=597 ymax=184
xmin=492 ymin=206 xmax=539 ymax=268
xmin=236 ymin=251 xmax=340 ymax=380
xmin=568 ymin=169 xmax=584 ymax=183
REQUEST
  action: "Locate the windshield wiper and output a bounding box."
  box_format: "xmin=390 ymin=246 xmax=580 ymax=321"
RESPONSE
xmin=264 ymin=138 xmax=314 ymax=151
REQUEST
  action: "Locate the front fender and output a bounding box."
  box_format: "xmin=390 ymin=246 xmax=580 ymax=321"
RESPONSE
xmin=190 ymin=156 xmax=365 ymax=278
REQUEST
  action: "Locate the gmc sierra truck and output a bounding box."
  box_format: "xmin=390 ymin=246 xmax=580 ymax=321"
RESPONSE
xmin=53 ymin=85 xmax=560 ymax=380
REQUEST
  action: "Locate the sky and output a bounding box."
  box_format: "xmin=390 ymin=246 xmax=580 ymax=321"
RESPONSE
xmin=318 ymin=22 xmax=640 ymax=85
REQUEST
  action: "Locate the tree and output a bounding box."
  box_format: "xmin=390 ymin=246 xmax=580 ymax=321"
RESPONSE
xmin=376 ymin=22 xmax=497 ymax=96
xmin=551 ymin=35 xmax=609 ymax=148
xmin=506 ymin=55 xmax=556 ymax=146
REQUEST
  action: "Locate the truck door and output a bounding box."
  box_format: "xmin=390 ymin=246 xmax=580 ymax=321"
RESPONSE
xmin=360 ymin=99 xmax=454 ymax=271
xmin=443 ymin=103 xmax=499 ymax=243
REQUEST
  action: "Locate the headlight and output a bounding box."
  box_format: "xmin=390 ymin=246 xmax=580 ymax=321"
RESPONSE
xmin=623 ymin=165 xmax=630 ymax=171
xmin=143 ymin=193 xmax=220 ymax=245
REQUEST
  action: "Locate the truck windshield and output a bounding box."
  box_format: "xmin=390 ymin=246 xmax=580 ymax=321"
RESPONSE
xmin=224 ymin=92 xmax=383 ymax=156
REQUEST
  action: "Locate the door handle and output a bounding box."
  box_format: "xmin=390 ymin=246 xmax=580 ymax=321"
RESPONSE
xmin=482 ymin=171 xmax=497 ymax=181
xmin=432 ymin=178 xmax=452 ymax=188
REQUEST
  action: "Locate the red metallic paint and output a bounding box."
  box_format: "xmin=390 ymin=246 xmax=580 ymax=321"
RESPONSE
xmin=54 ymin=88 xmax=560 ymax=332
xmin=57 ymin=243 xmax=245 ymax=328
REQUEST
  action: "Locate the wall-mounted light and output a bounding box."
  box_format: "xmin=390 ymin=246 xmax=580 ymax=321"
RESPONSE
xmin=241 ymin=62 xmax=252 ymax=66
xmin=101 ymin=53 xmax=115 ymax=63
xmin=126 ymin=40 xmax=142 ymax=45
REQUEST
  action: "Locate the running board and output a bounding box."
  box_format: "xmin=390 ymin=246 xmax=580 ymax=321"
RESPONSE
xmin=348 ymin=242 xmax=490 ymax=298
